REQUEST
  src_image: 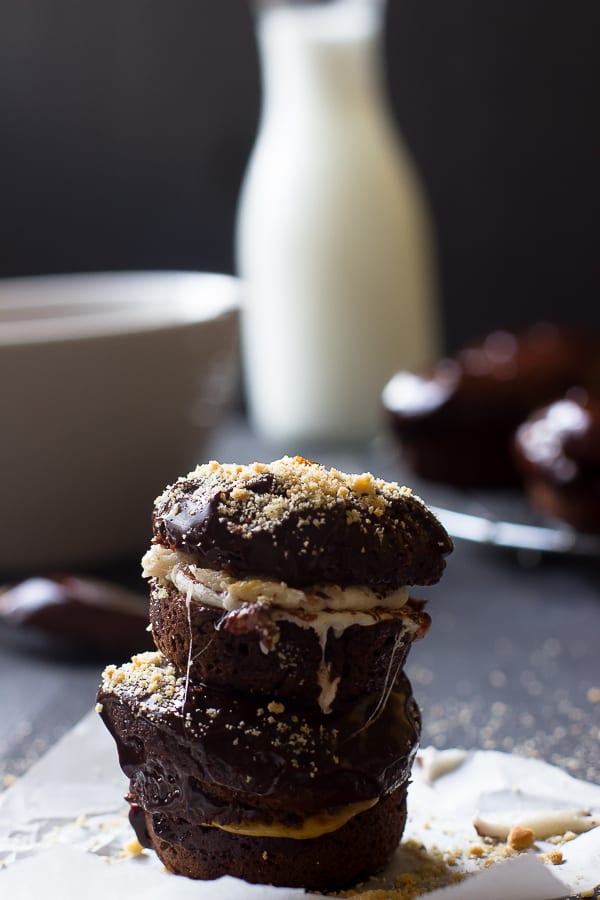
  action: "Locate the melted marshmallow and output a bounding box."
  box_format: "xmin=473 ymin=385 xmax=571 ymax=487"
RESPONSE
xmin=142 ymin=544 xmax=417 ymax=714
xmin=142 ymin=544 xmax=410 ymax=613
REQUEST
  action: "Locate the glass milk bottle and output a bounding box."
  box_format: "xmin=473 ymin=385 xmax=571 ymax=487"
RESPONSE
xmin=236 ymin=0 xmax=439 ymax=442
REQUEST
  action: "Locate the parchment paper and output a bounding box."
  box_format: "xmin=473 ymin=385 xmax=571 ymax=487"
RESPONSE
xmin=1 ymin=710 xmax=599 ymax=899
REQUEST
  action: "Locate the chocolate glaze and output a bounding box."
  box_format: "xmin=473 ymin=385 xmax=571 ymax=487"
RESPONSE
xmin=0 ymin=575 xmax=151 ymax=656
xmin=383 ymin=324 xmax=600 ymax=486
xmin=97 ymin=666 xmax=420 ymax=824
xmin=512 ymin=390 xmax=600 ymax=530
xmin=514 ymin=391 xmax=600 ymax=483
xmin=129 ymin=802 xmax=152 ymax=849
xmin=386 ymin=325 xmax=598 ymax=432
xmin=152 ymin=469 xmax=452 ymax=589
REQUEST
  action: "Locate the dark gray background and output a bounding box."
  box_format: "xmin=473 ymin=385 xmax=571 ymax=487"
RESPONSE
xmin=1 ymin=0 xmax=599 ymax=350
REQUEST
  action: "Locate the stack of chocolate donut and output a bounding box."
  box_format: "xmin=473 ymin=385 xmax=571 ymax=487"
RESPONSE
xmin=97 ymin=456 xmax=452 ymax=891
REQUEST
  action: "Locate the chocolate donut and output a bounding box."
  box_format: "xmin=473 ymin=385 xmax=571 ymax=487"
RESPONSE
xmin=147 ymin=577 xmax=430 ymax=711
xmin=383 ymin=324 xmax=600 ymax=486
xmin=513 ymin=389 xmax=600 ymax=531
xmin=97 ymin=652 xmax=420 ymax=890
xmin=152 ymin=457 xmax=452 ymax=588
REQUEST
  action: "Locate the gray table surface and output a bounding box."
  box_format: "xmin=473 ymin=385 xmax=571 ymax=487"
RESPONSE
xmin=1 ymin=415 xmax=599 ymax=896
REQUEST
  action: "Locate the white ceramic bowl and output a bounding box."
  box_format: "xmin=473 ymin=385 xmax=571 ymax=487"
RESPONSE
xmin=1 ymin=272 xmax=240 ymax=572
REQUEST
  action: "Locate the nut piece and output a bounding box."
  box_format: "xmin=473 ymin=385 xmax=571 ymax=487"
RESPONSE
xmin=540 ymin=849 xmax=564 ymax=866
xmin=507 ymin=825 xmax=535 ymax=851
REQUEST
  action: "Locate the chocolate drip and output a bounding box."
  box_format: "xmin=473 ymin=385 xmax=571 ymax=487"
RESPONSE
xmin=98 ymin=670 xmax=420 ymax=822
xmin=128 ymin=802 xmax=153 ymax=849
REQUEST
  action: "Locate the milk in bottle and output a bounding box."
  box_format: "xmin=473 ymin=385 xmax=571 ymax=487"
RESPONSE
xmin=236 ymin=0 xmax=439 ymax=441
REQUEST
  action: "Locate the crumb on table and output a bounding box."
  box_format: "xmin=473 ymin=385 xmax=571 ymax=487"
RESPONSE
xmin=507 ymin=825 xmax=535 ymax=851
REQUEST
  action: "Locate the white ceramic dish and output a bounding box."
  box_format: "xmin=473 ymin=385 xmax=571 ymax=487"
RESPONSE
xmin=1 ymin=272 xmax=240 ymax=572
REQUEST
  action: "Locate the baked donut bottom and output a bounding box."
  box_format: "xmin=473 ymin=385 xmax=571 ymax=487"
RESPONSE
xmin=132 ymin=784 xmax=408 ymax=891
xmin=148 ymin=580 xmax=430 ymax=712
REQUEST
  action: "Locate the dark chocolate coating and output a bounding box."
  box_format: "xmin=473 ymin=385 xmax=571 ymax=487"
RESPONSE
xmin=135 ymin=786 xmax=408 ymax=890
xmin=513 ymin=391 xmax=600 ymax=531
xmin=152 ymin=461 xmax=452 ymax=588
xmin=514 ymin=391 xmax=600 ymax=479
xmin=0 ymin=575 xmax=151 ymax=657
xmin=383 ymin=324 xmax=600 ymax=486
xmin=97 ymin=660 xmax=420 ymax=819
xmin=149 ymin=580 xmax=430 ymax=709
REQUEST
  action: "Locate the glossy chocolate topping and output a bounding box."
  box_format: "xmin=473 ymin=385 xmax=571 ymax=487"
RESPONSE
xmin=97 ymin=652 xmax=420 ymax=823
xmin=152 ymin=457 xmax=452 ymax=588
xmin=0 ymin=575 xmax=151 ymax=656
xmin=384 ymin=324 xmax=599 ymax=432
xmin=514 ymin=391 xmax=600 ymax=484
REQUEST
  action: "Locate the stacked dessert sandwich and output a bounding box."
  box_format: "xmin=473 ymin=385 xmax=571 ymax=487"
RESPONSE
xmin=97 ymin=456 xmax=452 ymax=891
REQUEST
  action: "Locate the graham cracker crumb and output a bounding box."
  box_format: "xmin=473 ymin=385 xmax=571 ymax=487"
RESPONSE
xmin=337 ymin=841 xmax=466 ymax=899
xmin=540 ymin=849 xmax=564 ymax=865
xmin=548 ymin=830 xmax=577 ymax=844
xmin=155 ymin=457 xmax=419 ymax=540
xmin=119 ymin=838 xmax=144 ymax=858
xmin=507 ymin=825 xmax=535 ymax=851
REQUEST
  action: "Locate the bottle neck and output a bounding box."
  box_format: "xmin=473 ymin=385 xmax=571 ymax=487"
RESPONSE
xmin=255 ymin=1 xmax=387 ymax=116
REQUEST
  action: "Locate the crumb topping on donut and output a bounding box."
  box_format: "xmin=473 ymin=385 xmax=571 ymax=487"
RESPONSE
xmin=99 ymin=652 xmax=420 ymax=796
xmin=102 ymin=652 xmax=178 ymax=706
xmin=152 ymin=457 xmax=452 ymax=589
xmin=159 ymin=457 xmax=412 ymax=532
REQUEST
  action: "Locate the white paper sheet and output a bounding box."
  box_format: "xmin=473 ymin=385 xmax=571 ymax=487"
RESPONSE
xmin=1 ymin=710 xmax=599 ymax=899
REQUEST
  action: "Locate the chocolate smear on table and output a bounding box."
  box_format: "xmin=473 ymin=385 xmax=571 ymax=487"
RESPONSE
xmin=0 ymin=575 xmax=151 ymax=657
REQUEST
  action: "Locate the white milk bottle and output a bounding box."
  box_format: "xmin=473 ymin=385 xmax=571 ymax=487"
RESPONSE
xmin=236 ymin=0 xmax=439 ymax=442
